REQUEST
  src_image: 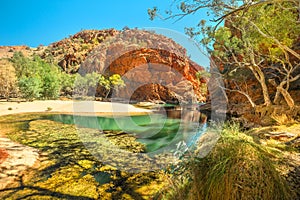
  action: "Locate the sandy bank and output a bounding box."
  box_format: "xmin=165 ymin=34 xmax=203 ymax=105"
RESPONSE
xmin=0 ymin=100 xmax=152 ymax=116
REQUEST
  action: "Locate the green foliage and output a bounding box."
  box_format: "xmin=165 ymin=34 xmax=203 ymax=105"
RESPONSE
xmin=73 ymin=74 xmax=89 ymax=96
xmin=34 ymin=56 xmax=61 ymax=99
xmin=10 ymin=52 xmax=33 ymax=78
xmin=60 ymin=72 xmax=76 ymax=96
xmin=74 ymin=72 xmax=102 ymax=96
xmin=103 ymin=74 xmax=125 ymax=98
xmin=73 ymin=72 xmax=125 ymax=98
xmin=202 ymin=2 xmax=299 ymax=63
xmin=11 ymin=53 xmax=62 ymax=100
xmin=41 ymin=71 xmax=61 ymax=99
xmin=85 ymin=72 xmax=102 ymax=88
xmin=98 ymin=75 xmax=110 ymax=90
xmin=152 ymin=1 xmax=299 ymax=67
xmin=18 ymin=76 xmax=42 ymax=101
xmin=109 ymin=74 xmax=125 ymax=88
xmin=9 ymin=52 xmax=125 ymax=100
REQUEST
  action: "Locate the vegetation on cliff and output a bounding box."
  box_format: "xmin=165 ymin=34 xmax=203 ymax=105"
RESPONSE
xmin=149 ymin=0 xmax=300 ymax=119
xmin=148 ymin=1 xmax=300 ymax=199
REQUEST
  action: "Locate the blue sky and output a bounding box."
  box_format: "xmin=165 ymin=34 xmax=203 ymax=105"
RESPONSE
xmin=0 ymin=0 xmax=212 ymax=67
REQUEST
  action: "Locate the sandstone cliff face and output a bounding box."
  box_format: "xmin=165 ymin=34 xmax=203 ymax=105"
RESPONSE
xmin=43 ymin=29 xmax=206 ymax=103
xmin=79 ymin=29 xmax=206 ymax=103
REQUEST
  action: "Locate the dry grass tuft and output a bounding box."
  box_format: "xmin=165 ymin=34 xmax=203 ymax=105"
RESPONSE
xmin=158 ymin=123 xmax=294 ymax=200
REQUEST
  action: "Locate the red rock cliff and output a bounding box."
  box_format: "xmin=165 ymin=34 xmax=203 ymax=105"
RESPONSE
xmin=80 ymin=29 xmax=206 ymax=103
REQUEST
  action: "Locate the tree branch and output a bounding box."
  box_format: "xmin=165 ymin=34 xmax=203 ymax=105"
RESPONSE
xmin=220 ymin=86 xmax=256 ymax=108
xmin=245 ymin=18 xmax=300 ymax=60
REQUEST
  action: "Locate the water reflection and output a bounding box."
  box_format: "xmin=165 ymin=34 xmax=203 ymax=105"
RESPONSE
xmin=47 ymin=105 xmax=207 ymax=153
xmin=155 ymin=104 xmax=207 ymax=123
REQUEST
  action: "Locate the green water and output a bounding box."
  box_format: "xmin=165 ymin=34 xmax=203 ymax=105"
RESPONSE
xmin=48 ymin=113 xmax=204 ymax=153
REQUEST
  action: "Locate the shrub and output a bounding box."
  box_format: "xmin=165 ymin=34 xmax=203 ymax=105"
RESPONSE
xmin=60 ymin=73 xmax=76 ymax=96
xmin=12 ymin=53 xmax=62 ymax=100
xmin=18 ymin=76 xmax=42 ymax=101
xmin=0 ymin=59 xmax=18 ymax=100
xmin=41 ymin=70 xmax=61 ymax=99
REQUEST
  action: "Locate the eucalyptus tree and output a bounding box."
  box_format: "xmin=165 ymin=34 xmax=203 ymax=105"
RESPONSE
xmin=11 ymin=53 xmax=62 ymax=100
xmin=149 ymin=0 xmax=300 ymax=110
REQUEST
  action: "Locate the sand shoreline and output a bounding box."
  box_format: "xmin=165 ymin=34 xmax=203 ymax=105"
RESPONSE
xmin=0 ymin=100 xmax=152 ymax=117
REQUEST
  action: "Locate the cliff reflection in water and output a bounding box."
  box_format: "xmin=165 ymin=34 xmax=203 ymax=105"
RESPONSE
xmin=47 ymin=105 xmax=207 ymax=153
xmin=156 ymin=104 xmax=207 ymax=123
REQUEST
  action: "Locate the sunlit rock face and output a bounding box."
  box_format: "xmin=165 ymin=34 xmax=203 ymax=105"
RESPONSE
xmin=78 ymin=29 xmax=207 ymax=103
xmin=42 ymin=29 xmax=207 ymax=103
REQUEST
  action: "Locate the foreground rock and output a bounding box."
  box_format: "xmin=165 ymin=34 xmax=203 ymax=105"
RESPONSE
xmin=0 ymin=137 xmax=39 ymax=190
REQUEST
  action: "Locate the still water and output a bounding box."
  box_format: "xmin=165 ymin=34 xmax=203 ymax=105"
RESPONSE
xmin=47 ymin=105 xmax=208 ymax=153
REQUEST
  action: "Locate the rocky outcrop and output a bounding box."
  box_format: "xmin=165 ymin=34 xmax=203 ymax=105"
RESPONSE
xmin=0 ymin=46 xmax=32 ymax=59
xmin=42 ymin=29 xmax=119 ymax=73
xmin=36 ymin=29 xmax=207 ymax=103
xmin=80 ymin=29 xmax=207 ymax=102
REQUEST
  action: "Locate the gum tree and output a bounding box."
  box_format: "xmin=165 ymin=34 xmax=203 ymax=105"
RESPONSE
xmin=149 ymin=0 xmax=300 ymax=111
xmin=99 ymin=74 xmax=125 ymax=98
xmin=11 ymin=53 xmax=62 ymax=100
